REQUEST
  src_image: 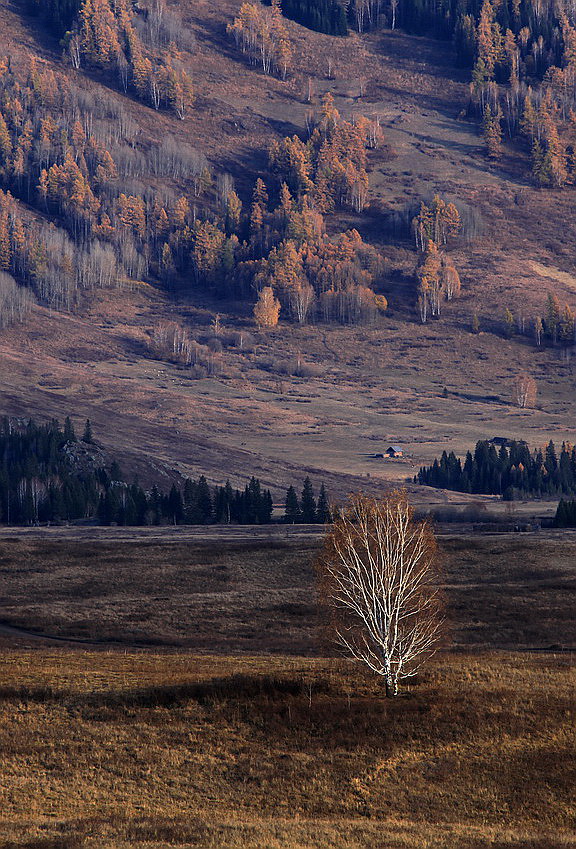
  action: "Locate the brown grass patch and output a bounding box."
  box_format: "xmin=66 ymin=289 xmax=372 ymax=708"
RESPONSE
xmin=0 ymin=651 xmax=574 ymax=847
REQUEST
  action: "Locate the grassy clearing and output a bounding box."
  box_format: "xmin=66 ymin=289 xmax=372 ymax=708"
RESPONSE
xmin=0 ymin=651 xmax=574 ymax=848
xmin=0 ymin=530 xmax=574 ymax=847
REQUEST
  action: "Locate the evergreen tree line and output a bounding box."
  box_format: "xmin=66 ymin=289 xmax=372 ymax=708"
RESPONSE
xmin=0 ymin=416 xmax=280 ymax=526
xmin=394 ymin=0 xmax=562 ymax=63
xmin=264 ymin=0 xmax=390 ymax=36
xmin=417 ymin=439 xmax=576 ymax=500
xmin=284 ymin=477 xmax=331 ymax=523
xmin=0 ymin=415 xmax=104 ymax=524
xmin=554 ymin=498 xmax=576 ymax=527
xmin=25 ymin=0 xmax=82 ymax=37
xmin=98 ymin=475 xmax=274 ymax=527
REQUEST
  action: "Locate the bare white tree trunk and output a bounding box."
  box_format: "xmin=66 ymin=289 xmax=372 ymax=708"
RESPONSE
xmin=391 ymin=0 xmax=398 ymax=30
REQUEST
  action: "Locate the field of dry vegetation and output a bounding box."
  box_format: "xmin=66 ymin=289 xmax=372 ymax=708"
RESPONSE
xmin=0 ymin=651 xmax=574 ymax=848
xmin=0 ymin=529 xmax=575 ymax=651
xmin=0 ymin=0 xmax=575 ymax=844
xmin=0 ymin=0 xmax=574 ymax=498
xmin=0 ymin=529 xmax=574 ymax=846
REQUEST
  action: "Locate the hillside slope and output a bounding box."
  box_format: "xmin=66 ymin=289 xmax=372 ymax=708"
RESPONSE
xmin=0 ymin=0 xmax=574 ymax=499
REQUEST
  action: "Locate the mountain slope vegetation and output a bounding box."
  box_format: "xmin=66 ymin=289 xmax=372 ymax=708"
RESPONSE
xmin=0 ymin=0 xmax=574 ymax=499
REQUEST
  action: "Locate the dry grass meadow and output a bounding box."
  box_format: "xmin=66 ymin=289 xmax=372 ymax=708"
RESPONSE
xmin=0 ymin=529 xmax=575 ymax=847
xmin=0 ymin=528 xmax=575 ymax=652
xmin=0 ymin=651 xmax=574 ymax=848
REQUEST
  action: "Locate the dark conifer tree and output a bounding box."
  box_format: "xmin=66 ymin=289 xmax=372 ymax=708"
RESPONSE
xmin=63 ymin=416 xmax=76 ymax=442
xmin=284 ymin=485 xmax=301 ymax=523
xmin=261 ymin=488 xmax=273 ymax=524
xmin=130 ymin=483 xmax=148 ymax=525
xmin=554 ymin=498 xmax=576 ymax=527
xmin=214 ymin=480 xmax=234 ymax=524
xmin=110 ymin=461 xmax=122 ymax=481
xmin=149 ymin=485 xmax=162 ymax=526
xmin=197 ymin=475 xmax=213 ymax=524
xmin=98 ymin=490 xmax=115 ymax=526
xmin=300 ymin=476 xmax=317 ymax=523
xmin=183 ymin=478 xmax=198 ymax=524
xmin=26 ymin=0 xmax=82 ymax=37
xmin=82 ymin=419 xmax=93 ymax=444
xmin=167 ymin=484 xmax=184 ymax=525
xmin=316 ymin=482 xmax=331 ymax=523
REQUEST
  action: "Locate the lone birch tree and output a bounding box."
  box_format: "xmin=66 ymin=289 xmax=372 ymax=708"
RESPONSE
xmin=511 ymin=373 xmax=537 ymax=408
xmin=316 ymin=491 xmax=445 ymax=697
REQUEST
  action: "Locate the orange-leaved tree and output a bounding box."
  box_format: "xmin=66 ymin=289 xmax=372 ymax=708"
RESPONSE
xmin=253 ymin=286 xmax=281 ymax=328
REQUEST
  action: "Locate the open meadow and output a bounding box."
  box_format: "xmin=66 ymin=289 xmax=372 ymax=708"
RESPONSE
xmin=0 ymin=527 xmax=575 ymax=847
xmin=0 ymin=651 xmax=574 ymax=848
xmin=0 ymin=528 xmax=575 ymax=651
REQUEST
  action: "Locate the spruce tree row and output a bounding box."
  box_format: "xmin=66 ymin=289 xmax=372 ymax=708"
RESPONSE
xmin=98 ymin=475 xmax=273 ymax=527
xmin=0 ymin=416 xmax=276 ymax=526
xmin=25 ymin=0 xmax=82 ymax=36
xmin=417 ymin=439 xmax=576 ymax=500
xmin=264 ymin=0 xmax=348 ymax=36
xmin=284 ymin=477 xmax=331 ymax=523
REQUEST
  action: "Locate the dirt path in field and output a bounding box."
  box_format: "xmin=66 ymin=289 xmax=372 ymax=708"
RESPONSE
xmin=0 ymin=620 xmax=153 ymax=648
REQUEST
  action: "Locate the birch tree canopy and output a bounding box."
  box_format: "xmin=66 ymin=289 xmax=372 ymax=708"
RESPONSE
xmin=316 ymin=491 xmax=445 ymax=697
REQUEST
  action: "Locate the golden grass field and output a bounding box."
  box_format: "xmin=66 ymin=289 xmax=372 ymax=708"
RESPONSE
xmin=0 ymin=651 xmax=575 ymax=848
xmin=0 ymin=529 xmax=574 ymax=847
